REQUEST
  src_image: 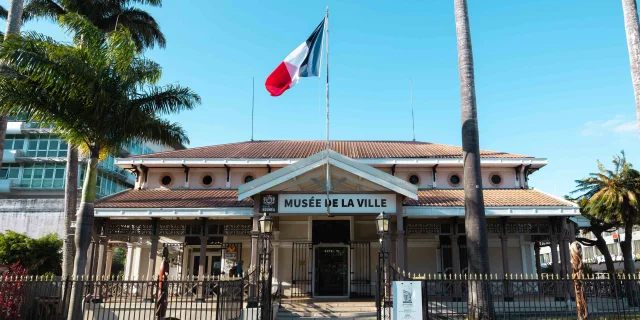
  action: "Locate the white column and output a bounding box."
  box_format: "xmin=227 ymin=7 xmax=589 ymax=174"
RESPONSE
xmin=520 ymin=236 xmax=528 ymax=276
xmin=105 ymin=246 xmax=114 ymax=279
xmin=307 ymin=216 xmax=313 ymax=241
xmin=273 ymin=231 xmax=280 ymax=284
xmin=529 ymin=242 xmax=536 ymax=277
xmin=435 ymin=239 xmax=441 ymax=273
xmin=124 ymin=243 xmax=134 ymax=280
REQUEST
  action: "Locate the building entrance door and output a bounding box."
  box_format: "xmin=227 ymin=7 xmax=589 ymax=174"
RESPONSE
xmin=314 ymin=246 xmax=348 ymax=297
xmin=191 ymin=252 xmax=222 ymax=277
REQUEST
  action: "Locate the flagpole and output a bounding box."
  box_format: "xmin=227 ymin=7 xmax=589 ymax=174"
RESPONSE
xmin=325 ymin=7 xmax=332 ymax=217
xmin=410 ymin=77 xmax=415 ymax=141
xmin=251 ymin=77 xmax=255 ymax=141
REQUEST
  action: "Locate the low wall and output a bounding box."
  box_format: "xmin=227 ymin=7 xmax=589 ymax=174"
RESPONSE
xmin=0 ymin=198 xmax=65 ymax=238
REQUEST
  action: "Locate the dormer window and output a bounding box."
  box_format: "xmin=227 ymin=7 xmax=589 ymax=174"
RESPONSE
xmin=448 ymin=173 xmax=462 ymax=187
xmin=489 ymin=173 xmax=503 ymax=187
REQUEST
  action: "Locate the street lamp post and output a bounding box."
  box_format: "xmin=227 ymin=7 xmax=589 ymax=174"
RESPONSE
xmin=257 ymin=213 xmax=273 ymax=312
xmin=259 ymin=213 xmax=273 ymax=263
xmin=375 ymin=212 xmax=391 ymax=310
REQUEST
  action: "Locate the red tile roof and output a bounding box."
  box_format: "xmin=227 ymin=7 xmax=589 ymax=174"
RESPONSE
xmin=131 ymin=140 xmax=532 ymax=159
xmin=96 ymin=188 xmax=571 ymax=209
xmin=95 ymin=189 xmax=253 ymax=208
xmin=404 ymin=189 xmax=573 ymax=207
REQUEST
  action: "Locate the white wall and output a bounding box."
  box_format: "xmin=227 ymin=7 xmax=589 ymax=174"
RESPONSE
xmin=143 ymin=167 xmax=271 ymax=189
xmin=0 ymin=199 xmax=65 ymax=238
xmin=407 ymin=246 xmax=438 ymax=275
xmin=436 ymin=168 xmax=518 ymax=189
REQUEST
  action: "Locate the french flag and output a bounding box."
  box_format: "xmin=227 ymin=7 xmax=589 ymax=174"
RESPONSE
xmin=265 ymin=19 xmax=325 ymax=96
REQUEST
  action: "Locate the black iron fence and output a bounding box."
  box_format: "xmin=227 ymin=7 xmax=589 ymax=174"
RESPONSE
xmin=0 ymin=272 xmax=278 ymax=320
xmin=376 ymin=257 xmax=640 ymax=319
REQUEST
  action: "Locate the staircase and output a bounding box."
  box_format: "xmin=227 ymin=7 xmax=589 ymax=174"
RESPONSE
xmin=276 ymin=300 xmax=377 ymax=319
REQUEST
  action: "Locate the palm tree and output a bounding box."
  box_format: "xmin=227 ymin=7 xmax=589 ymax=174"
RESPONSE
xmin=622 ymin=0 xmax=640 ymax=135
xmin=0 ymin=0 xmax=25 ymax=170
xmin=0 ymin=13 xmax=200 ymax=317
xmin=453 ymin=0 xmax=494 ymax=318
xmin=571 ymin=198 xmax=618 ymax=276
xmin=0 ymin=0 xmax=24 ymax=170
xmin=573 ymin=152 xmax=640 ymax=305
xmin=0 ymin=0 xmax=167 ymax=277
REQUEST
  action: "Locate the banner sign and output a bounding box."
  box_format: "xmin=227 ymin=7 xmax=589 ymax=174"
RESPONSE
xmin=260 ymin=194 xmax=278 ymax=213
xmin=278 ymin=194 xmax=396 ymax=214
xmin=393 ymin=281 xmax=423 ymax=320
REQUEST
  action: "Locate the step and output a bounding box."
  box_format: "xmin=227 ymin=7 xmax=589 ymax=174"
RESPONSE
xmin=277 ymin=310 xmax=377 ymax=319
xmin=279 ymin=308 xmax=376 ymax=314
xmin=280 ymin=302 xmax=376 ymax=308
xmin=280 ymin=305 xmax=376 ymax=310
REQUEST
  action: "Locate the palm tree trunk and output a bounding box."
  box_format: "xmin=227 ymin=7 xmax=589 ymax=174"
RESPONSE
xmin=620 ymin=220 xmax=638 ymax=305
xmin=594 ymin=232 xmax=616 ymax=276
xmin=622 ymin=0 xmax=640 ymax=134
xmin=453 ymin=0 xmax=494 ymax=318
xmin=0 ymin=0 xmax=25 ymax=169
xmin=62 ymin=144 xmax=78 ymax=277
xmin=67 ymin=146 xmax=99 ymax=320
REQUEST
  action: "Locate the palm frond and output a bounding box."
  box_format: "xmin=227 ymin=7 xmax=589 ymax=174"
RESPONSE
xmin=120 ymin=0 xmax=162 ymax=7
xmin=97 ymin=7 xmax=165 ymax=51
xmin=59 ymin=12 xmax=106 ymax=48
xmin=130 ymin=85 xmax=200 ymax=116
xmin=134 ymin=116 xmax=190 ymax=147
xmin=0 ymin=5 xmax=8 ymax=20
xmin=0 ymin=32 xmax=97 ymax=95
xmin=23 ymin=0 xmax=67 ymax=22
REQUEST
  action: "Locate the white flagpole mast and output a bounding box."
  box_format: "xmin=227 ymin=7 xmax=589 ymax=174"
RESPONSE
xmin=410 ymin=77 xmax=415 ymax=141
xmin=251 ymin=77 xmax=255 ymax=141
xmin=325 ymin=7 xmax=332 ymax=217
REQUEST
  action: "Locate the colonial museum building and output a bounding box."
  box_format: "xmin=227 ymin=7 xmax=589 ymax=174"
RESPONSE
xmin=93 ymin=140 xmax=579 ymax=298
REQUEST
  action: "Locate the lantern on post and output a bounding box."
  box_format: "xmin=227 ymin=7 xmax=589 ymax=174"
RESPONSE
xmin=376 ymin=212 xmax=390 ymax=235
xmin=259 ymin=213 xmax=273 ymax=235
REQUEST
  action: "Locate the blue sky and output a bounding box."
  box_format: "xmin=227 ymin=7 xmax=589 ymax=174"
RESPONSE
xmin=4 ymin=0 xmax=640 ymax=198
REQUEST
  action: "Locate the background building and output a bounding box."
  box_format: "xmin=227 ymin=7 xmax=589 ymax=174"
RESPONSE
xmin=0 ymin=115 xmax=181 ymax=238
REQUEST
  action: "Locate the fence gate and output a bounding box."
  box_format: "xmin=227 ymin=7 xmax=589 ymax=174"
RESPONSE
xmin=291 ymin=242 xmax=313 ymax=297
xmin=350 ymin=242 xmax=372 ymax=297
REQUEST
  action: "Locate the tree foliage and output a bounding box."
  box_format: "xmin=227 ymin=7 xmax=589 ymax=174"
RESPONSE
xmin=0 ymin=262 xmax=28 ymax=319
xmin=0 ymin=231 xmax=62 ymax=275
xmin=572 ymin=152 xmax=640 ymax=226
xmin=110 ymin=247 xmax=126 ymax=277
xmin=0 ymin=13 xmax=199 ymax=159
xmin=0 ymin=0 xmax=165 ymax=51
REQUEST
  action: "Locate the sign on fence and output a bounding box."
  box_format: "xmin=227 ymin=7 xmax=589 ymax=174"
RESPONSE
xmin=393 ymin=281 xmax=423 ymax=320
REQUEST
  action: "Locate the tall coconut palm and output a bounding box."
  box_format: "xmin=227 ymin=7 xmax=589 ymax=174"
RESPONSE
xmin=622 ymin=0 xmax=640 ymax=135
xmin=0 ymin=13 xmax=200 ymax=317
xmin=573 ymin=152 xmax=640 ymax=304
xmin=453 ymin=0 xmax=494 ymax=318
xmin=0 ymin=0 xmax=25 ymax=171
xmin=0 ymin=0 xmax=167 ymax=277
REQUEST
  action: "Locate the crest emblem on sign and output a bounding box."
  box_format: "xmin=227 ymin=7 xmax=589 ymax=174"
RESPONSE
xmin=263 ymin=194 xmax=276 ymax=206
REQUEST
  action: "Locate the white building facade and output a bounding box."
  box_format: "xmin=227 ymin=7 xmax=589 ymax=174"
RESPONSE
xmin=94 ymin=140 xmax=579 ymax=298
